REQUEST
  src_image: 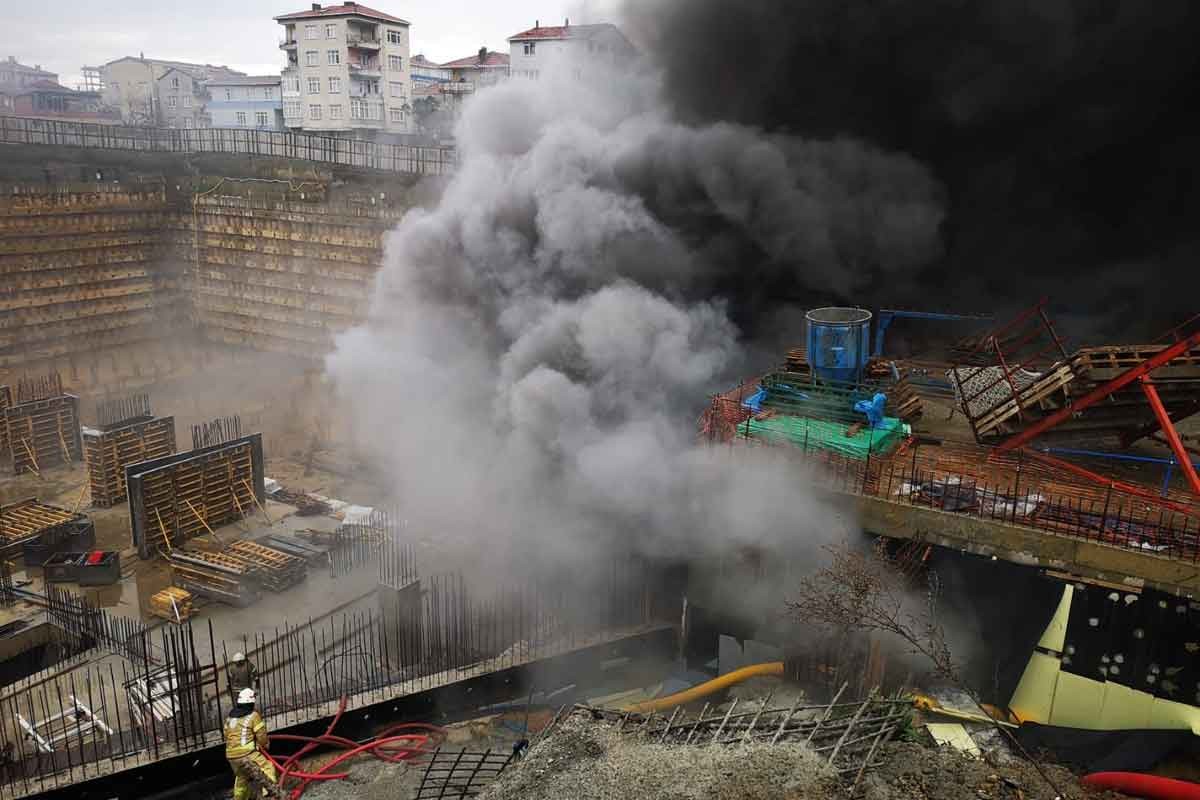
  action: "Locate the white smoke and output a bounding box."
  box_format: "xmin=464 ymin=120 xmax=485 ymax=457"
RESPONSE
xmin=326 ymin=56 xmax=941 ymax=579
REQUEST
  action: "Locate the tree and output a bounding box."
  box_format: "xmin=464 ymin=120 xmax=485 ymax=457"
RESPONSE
xmin=788 ymin=542 xmax=1065 ymax=799
xmin=413 ymin=96 xmax=451 ymax=138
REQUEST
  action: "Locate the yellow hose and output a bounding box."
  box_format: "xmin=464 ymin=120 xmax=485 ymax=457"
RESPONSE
xmin=625 ymin=662 xmax=785 ymax=713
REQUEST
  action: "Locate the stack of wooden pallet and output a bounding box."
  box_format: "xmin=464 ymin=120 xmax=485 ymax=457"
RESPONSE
xmin=785 ymin=347 xmax=810 ymax=374
xmin=227 ymin=540 xmax=307 ymax=592
xmin=167 ymin=550 xmax=261 ymax=607
xmin=149 ymin=587 xmax=194 ymax=623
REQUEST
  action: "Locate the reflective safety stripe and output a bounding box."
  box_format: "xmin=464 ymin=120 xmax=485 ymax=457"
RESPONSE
xmin=225 ymin=712 xmax=262 ymax=759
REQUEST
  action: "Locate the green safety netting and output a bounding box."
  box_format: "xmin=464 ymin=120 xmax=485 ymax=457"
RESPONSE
xmin=743 ymin=414 xmax=907 ymax=460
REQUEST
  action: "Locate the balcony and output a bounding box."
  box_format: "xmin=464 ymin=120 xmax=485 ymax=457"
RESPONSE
xmin=346 ymin=33 xmax=381 ymax=50
xmin=350 ymin=101 xmax=383 ymax=126
xmin=348 ymin=62 xmax=381 ymax=78
xmin=442 ymin=81 xmax=474 ymax=94
xmin=279 ymin=38 xmax=298 ymax=50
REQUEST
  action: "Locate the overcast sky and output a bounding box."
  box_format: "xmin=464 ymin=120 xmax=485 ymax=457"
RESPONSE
xmin=1 ymin=0 xmax=620 ymax=88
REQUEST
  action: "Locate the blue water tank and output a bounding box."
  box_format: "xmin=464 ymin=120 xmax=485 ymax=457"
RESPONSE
xmin=805 ymin=307 xmax=873 ymax=384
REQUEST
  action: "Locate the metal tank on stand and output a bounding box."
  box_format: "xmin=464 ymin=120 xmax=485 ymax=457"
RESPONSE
xmin=805 ymin=307 xmax=873 ymax=384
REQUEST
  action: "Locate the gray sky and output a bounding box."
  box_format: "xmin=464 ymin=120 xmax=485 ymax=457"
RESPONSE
xmin=1 ymin=0 xmax=619 ymax=88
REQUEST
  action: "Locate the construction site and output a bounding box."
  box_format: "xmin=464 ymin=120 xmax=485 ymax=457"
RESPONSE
xmin=2 ymin=107 xmax=1200 ymax=800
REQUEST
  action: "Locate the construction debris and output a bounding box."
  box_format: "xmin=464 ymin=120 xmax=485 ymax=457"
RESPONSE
xmin=273 ymin=486 xmax=333 ymax=516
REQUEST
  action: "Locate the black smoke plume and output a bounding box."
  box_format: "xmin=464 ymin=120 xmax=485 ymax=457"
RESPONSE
xmin=626 ymin=0 xmax=1200 ymax=341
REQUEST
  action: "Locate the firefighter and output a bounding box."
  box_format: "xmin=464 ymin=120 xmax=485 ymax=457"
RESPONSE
xmin=224 ymin=688 xmax=284 ymax=800
xmin=228 ymin=651 xmax=259 ymax=700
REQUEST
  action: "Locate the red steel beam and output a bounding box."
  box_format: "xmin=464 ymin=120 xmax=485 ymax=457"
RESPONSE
xmin=1142 ymin=377 xmax=1200 ymax=496
xmin=996 ymin=330 xmax=1200 ymax=453
xmin=1020 ymin=448 xmax=1200 ymax=518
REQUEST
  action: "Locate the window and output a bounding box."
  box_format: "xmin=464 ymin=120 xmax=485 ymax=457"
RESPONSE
xmin=167 ymin=95 xmax=178 ymax=108
xmin=171 ymin=76 xmax=179 ymax=88
xmin=523 ymin=42 xmax=536 ymax=55
xmin=264 ymin=86 xmax=274 ymax=99
xmin=225 ymin=88 xmax=233 ymax=101
xmin=328 ymin=77 xmax=341 ymax=93
xmin=284 ymin=76 xmax=300 ymax=93
xmin=365 ymin=80 xmax=379 ymax=94
xmin=183 ymin=117 xmax=193 ymax=128
xmin=305 ymin=50 xmax=319 ymax=66
xmin=256 ymin=111 xmax=269 ymax=126
xmin=389 ymin=107 xmax=404 ymax=123
xmin=183 ymin=94 xmax=192 ymax=107
xmin=328 ymin=50 xmax=341 ymax=65
xmin=387 ymin=29 xmax=403 ymax=44
xmin=388 ymin=55 xmax=403 ymax=71
xmin=284 ymin=101 xmax=302 ymax=117
xmin=305 ymin=24 xmax=318 ymax=39
xmin=307 ymin=77 xmax=321 ymax=94
xmin=389 ymin=81 xmax=404 ymax=98
xmin=329 ymin=104 xmax=343 ymax=119
xmin=325 ymin=23 xmax=337 ymax=38
xmin=236 ymin=111 xmax=247 ymax=126
xmin=309 ymin=104 xmax=321 ymax=119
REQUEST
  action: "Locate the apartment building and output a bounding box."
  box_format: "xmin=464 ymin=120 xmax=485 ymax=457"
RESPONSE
xmin=97 ymin=56 xmax=245 ymax=126
xmin=206 ymin=76 xmax=284 ymax=129
xmin=508 ymin=20 xmax=636 ymax=80
xmin=277 ymin=1 xmax=411 ymax=137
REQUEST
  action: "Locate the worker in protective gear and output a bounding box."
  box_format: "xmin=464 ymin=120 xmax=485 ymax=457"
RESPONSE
xmin=228 ymin=651 xmax=259 ymax=701
xmin=225 ymin=688 xmax=285 ymax=800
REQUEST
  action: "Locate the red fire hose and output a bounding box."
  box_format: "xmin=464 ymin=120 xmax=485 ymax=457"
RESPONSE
xmin=263 ymin=696 xmax=446 ymax=799
xmin=1083 ymin=772 xmax=1200 ymax=800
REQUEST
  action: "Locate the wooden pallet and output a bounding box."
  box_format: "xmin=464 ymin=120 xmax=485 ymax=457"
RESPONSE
xmin=149 ymin=587 xmax=193 ymax=623
xmin=167 ymin=551 xmax=260 ymax=607
xmin=4 ymin=395 xmax=82 ymax=476
xmin=0 ymin=498 xmax=76 ymax=545
xmin=226 ymin=540 xmax=307 ymax=592
xmin=971 ymin=362 xmax=1078 ymax=438
xmin=83 ymin=416 xmax=177 ymax=507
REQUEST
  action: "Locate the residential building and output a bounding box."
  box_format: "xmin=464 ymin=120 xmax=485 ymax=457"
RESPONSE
xmin=0 ymin=57 xmax=114 ymax=121
xmin=276 ymin=2 xmax=411 ymax=137
xmin=441 ymin=48 xmax=509 ymax=97
xmin=97 ymin=56 xmax=246 ymax=126
xmin=507 ymin=20 xmax=636 ymax=80
xmin=409 ymin=54 xmax=450 ymax=90
xmin=155 ymin=68 xmax=208 ymax=128
xmin=205 ymin=76 xmax=284 ymax=129
xmin=0 ymin=56 xmax=57 ymax=88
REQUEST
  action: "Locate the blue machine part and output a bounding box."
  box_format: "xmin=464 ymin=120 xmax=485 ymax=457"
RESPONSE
xmin=806 ymin=307 xmax=872 ymax=384
xmin=853 ymin=392 xmax=888 ymax=428
xmin=742 ymin=386 xmax=767 ymax=412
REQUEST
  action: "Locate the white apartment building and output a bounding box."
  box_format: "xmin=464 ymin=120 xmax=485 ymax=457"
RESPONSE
xmin=276 ymin=1 xmax=411 ymax=137
xmin=507 ymin=20 xmax=636 ymax=80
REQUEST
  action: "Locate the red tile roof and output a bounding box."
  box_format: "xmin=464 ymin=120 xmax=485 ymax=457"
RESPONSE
xmin=275 ymin=2 xmax=408 ymax=25
xmin=507 ymin=23 xmax=615 ymax=41
xmin=440 ymin=51 xmax=509 ymax=69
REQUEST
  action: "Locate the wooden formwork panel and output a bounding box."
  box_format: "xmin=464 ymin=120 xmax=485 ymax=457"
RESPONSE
xmin=0 ymin=498 xmax=79 ymax=558
xmin=0 ymin=384 xmax=9 ymax=453
xmin=127 ymin=434 xmax=265 ymax=559
xmin=3 ymin=394 xmax=82 ymax=475
xmin=83 ymin=416 xmax=177 ymax=508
